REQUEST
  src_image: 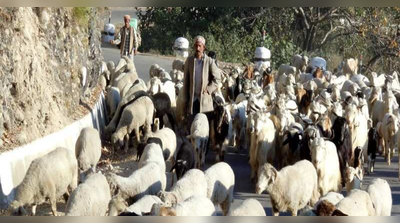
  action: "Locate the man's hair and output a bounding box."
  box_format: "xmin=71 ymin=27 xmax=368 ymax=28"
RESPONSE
xmin=194 ymin=36 xmax=206 ymax=46
xmin=124 ymin=15 xmax=131 ymax=21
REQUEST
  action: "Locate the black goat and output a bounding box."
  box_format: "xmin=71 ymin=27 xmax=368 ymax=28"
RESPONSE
xmin=331 ymin=116 xmax=352 ymax=187
xmin=207 ymin=51 xmax=217 ymax=60
xmin=170 ymin=142 xmax=195 ymax=180
xmin=367 ymin=127 xmax=378 ymax=173
xmin=209 ymin=96 xmax=230 ymax=162
xmin=151 ymin=92 xmax=175 ymax=131
xmin=353 ymin=146 xmax=363 ymax=169
xmin=299 ymin=89 xmax=314 ymax=115
xmin=282 ymin=126 xmax=304 ymax=166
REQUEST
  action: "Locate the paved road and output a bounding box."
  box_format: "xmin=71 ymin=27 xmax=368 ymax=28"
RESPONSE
xmin=102 ymin=8 xmax=140 ymax=25
xmin=102 ymin=42 xmax=174 ymax=83
xmin=101 ymin=8 xmax=174 ymax=83
xmin=102 ymin=8 xmax=400 ymax=216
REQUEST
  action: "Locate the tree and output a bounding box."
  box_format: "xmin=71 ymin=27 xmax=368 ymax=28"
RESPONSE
xmin=135 ymin=7 xmax=400 ymax=72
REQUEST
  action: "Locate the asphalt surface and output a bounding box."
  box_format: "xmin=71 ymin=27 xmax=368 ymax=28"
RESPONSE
xmin=101 ymin=8 xmax=400 ymax=216
xmin=102 ymin=42 xmax=174 ymax=83
xmin=103 ymin=8 xmax=140 ymax=25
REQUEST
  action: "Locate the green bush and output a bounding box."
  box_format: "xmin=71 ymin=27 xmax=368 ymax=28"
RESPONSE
xmin=136 ymin=7 xmax=299 ymax=69
xmin=72 ymin=7 xmax=91 ymax=29
xmin=136 ymin=7 xmax=400 ymax=72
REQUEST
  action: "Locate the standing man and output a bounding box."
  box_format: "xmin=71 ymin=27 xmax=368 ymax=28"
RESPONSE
xmin=110 ymin=15 xmax=138 ymax=61
xmin=182 ymin=36 xmax=221 ymax=121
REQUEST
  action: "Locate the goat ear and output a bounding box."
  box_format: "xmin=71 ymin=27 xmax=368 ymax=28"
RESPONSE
xmin=171 ymin=192 xmax=179 ymax=204
xmin=271 ymin=167 xmax=278 ymax=183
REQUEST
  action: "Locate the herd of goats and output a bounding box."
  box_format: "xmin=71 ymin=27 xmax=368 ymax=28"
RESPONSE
xmin=6 ymin=53 xmax=398 ymax=216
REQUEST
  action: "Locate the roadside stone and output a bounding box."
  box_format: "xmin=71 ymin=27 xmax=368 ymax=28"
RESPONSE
xmin=3 ymin=112 xmax=11 ymax=131
xmin=16 ymin=132 xmax=28 ymax=145
xmin=14 ymin=109 xmax=25 ymax=122
xmin=40 ymin=9 xmax=50 ymax=28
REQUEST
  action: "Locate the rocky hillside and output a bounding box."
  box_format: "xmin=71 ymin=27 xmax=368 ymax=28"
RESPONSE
xmin=0 ymin=7 xmax=103 ymax=150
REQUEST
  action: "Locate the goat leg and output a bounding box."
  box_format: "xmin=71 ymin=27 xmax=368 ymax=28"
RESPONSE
xmin=124 ymin=134 xmax=130 ymax=153
xmin=63 ymin=191 xmax=70 ymax=203
xmin=50 ymin=197 xmax=58 ymax=216
xmin=31 ymin=205 xmax=37 ymax=216
xmin=135 ymin=127 xmax=141 ymax=147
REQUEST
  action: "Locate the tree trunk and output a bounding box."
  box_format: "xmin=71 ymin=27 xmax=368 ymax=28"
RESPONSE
xmin=366 ymin=54 xmax=382 ymax=71
xmin=303 ymin=25 xmax=316 ymax=52
xmin=303 ymin=27 xmax=311 ymax=52
xmin=307 ymin=26 xmax=316 ymax=52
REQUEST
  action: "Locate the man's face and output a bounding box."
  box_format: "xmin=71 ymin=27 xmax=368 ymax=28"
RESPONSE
xmin=194 ymin=41 xmax=205 ymax=58
xmin=124 ymin=17 xmax=130 ymax=28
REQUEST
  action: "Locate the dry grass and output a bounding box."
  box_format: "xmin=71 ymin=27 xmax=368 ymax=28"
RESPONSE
xmin=0 ymin=85 xmax=102 ymax=153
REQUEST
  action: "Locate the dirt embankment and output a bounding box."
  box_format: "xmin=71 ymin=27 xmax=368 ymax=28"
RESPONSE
xmin=0 ymin=7 xmax=104 ymax=152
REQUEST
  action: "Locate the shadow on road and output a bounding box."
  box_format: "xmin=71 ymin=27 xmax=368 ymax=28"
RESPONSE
xmin=101 ymin=41 xmax=118 ymax=50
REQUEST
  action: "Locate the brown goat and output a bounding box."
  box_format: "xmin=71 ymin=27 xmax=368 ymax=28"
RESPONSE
xmin=263 ymin=71 xmax=275 ymax=87
xmin=313 ymin=67 xmax=324 ymax=79
xmin=316 ymin=200 xmax=348 ymax=216
xmin=296 ymin=89 xmax=306 ymax=104
xmin=244 ymin=65 xmax=255 ymax=80
xmin=159 ymin=206 xmax=177 ymax=216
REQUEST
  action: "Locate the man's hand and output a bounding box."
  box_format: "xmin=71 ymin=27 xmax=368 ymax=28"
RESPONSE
xmin=109 ymin=40 xmax=114 ymax=44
